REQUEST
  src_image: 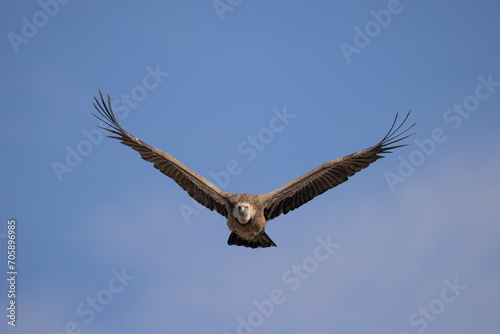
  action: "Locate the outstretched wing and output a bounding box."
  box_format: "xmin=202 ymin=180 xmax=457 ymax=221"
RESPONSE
xmin=263 ymin=112 xmax=415 ymax=221
xmin=92 ymin=90 xmax=229 ymax=218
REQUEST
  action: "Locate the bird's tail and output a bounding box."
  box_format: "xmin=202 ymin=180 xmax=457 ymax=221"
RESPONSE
xmin=227 ymin=232 xmax=277 ymax=248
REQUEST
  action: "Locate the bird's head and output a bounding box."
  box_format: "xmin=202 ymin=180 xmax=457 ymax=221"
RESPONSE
xmin=233 ymin=202 xmax=254 ymax=224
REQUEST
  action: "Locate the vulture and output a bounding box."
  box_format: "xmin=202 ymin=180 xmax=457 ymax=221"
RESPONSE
xmin=93 ymin=90 xmax=415 ymax=248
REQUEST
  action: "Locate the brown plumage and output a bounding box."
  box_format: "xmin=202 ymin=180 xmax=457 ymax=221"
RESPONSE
xmin=93 ymin=90 xmax=415 ymax=248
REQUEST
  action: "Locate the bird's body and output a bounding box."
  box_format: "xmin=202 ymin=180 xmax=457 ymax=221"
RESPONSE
xmin=225 ymin=193 xmax=276 ymax=248
xmin=93 ymin=90 xmax=415 ymax=248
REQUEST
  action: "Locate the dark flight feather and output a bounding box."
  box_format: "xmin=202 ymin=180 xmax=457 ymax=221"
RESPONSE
xmin=263 ymin=112 xmax=415 ymax=220
xmin=92 ymin=90 xmax=229 ymax=218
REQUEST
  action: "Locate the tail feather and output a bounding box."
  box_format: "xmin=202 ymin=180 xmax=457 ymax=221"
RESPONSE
xmin=227 ymin=232 xmax=277 ymax=248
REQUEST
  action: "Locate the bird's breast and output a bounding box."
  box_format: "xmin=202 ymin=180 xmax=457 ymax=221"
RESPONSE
xmin=227 ymin=214 xmax=267 ymax=241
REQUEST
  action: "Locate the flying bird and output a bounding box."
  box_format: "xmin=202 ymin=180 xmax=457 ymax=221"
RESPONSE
xmin=93 ymin=90 xmax=415 ymax=248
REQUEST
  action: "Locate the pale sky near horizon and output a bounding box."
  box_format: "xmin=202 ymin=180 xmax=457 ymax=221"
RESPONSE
xmin=1 ymin=1 xmax=500 ymax=333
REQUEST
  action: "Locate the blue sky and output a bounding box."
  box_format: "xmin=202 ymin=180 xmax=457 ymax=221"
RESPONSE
xmin=1 ymin=1 xmax=500 ymax=333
